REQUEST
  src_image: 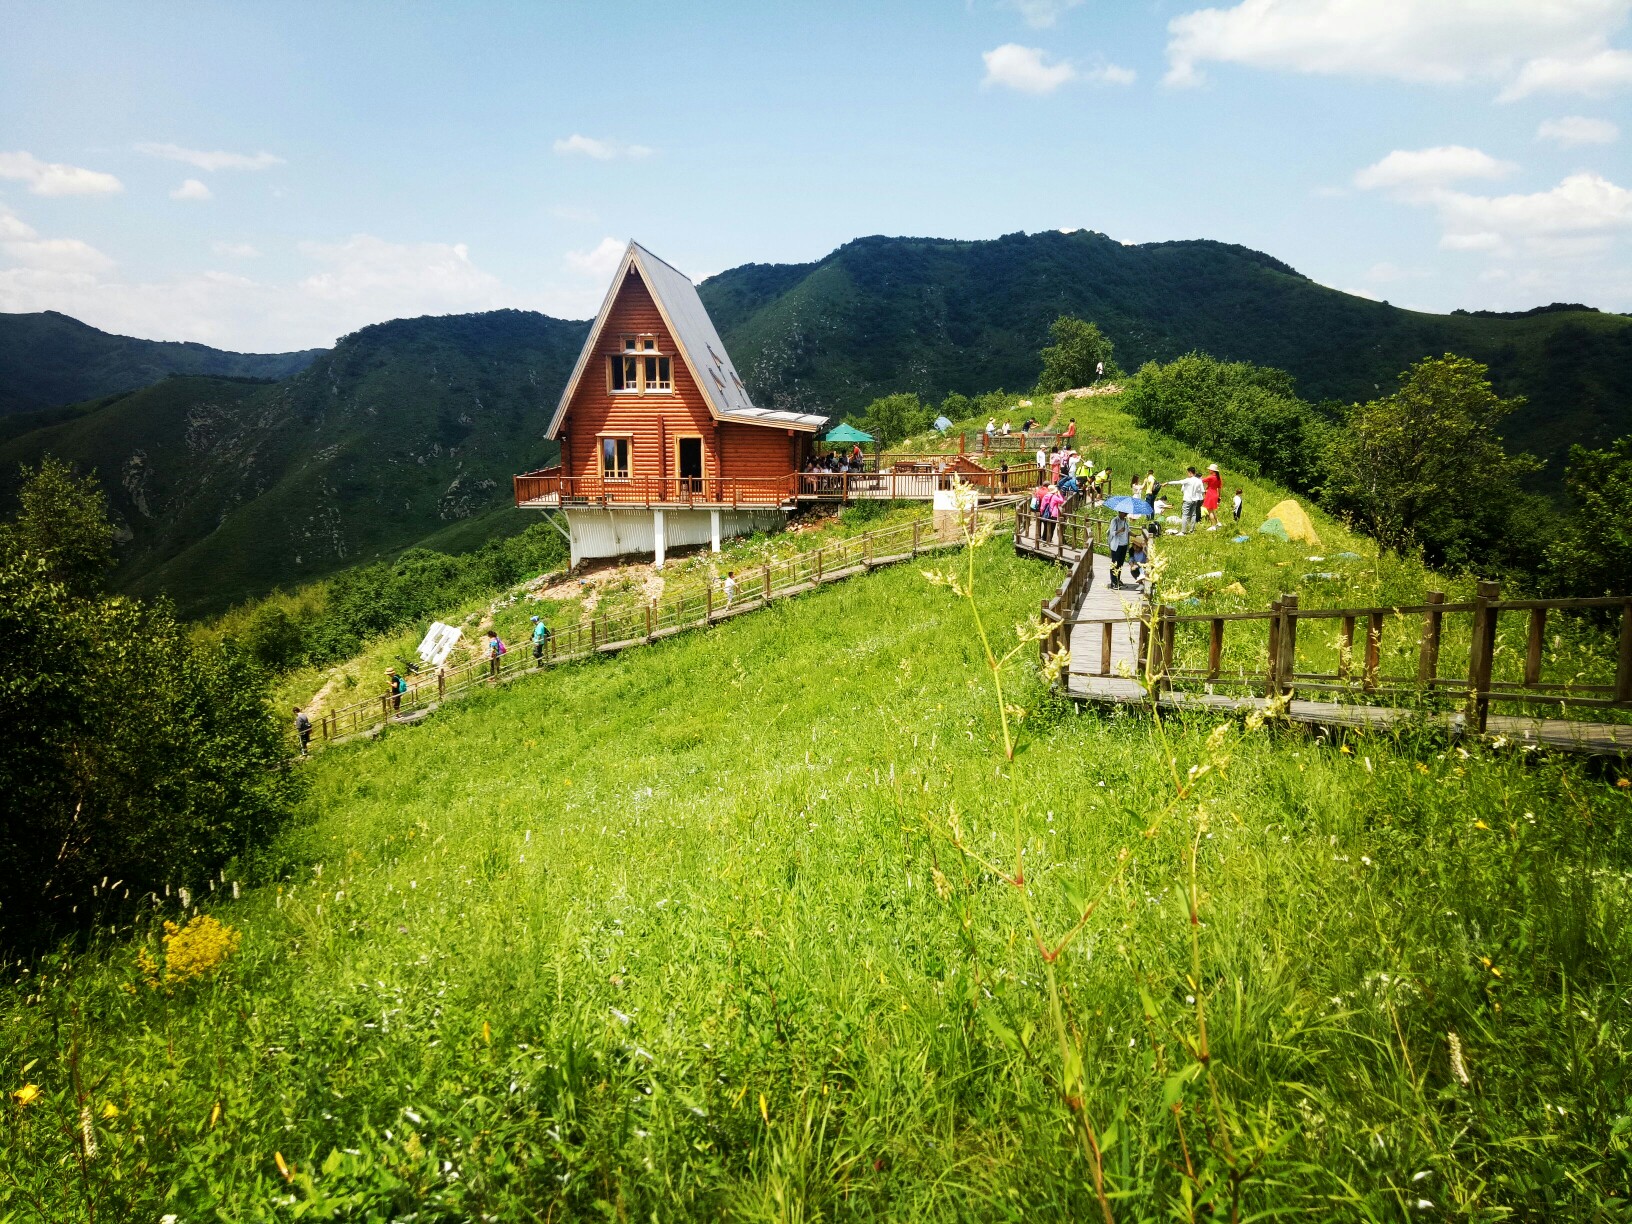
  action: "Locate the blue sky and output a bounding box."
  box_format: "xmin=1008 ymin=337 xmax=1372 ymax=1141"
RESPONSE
xmin=2 ymin=0 xmax=1628 ymax=351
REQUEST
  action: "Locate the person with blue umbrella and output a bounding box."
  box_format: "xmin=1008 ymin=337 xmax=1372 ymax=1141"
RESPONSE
xmin=1106 ymin=506 xmax=1133 ymax=589
xmin=1104 ymin=493 xmax=1154 ymax=518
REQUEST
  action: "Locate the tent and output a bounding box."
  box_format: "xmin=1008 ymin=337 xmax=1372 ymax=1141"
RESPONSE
xmin=823 ymin=423 xmax=875 ymax=444
xmin=1263 ymin=499 xmax=1323 ymax=547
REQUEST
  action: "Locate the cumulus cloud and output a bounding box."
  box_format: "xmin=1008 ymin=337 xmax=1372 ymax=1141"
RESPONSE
xmin=170 ymin=178 xmax=213 ymax=201
xmin=296 ymin=235 xmax=506 ymax=307
xmin=565 ymin=237 xmax=628 ymax=279
xmin=1085 ymin=62 xmax=1138 ymax=85
xmin=982 ymin=43 xmax=1077 ymax=92
xmin=1498 ymin=45 xmax=1632 ymax=100
xmin=1354 ymin=146 xmax=1516 ymax=193
xmin=1164 ymin=0 xmax=1632 ymax=100
xmin=135 ymin=142 xmax=285 ymax=171
xmin=0 ymin=151 xmax=123 ymax=196
xmin=1007 ymin=0 xmax=1084 ymax=29
xmin=552 ymin=135 xmax=653 ymax=160
xmin=1435 ymin=172 xmax=1632 ymax=237
xmin=1537 ymin=115 xmax=1620 ymax=145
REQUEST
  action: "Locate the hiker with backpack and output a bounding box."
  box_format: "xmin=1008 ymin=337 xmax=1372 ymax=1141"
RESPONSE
xmin=294 ymin=706 xmax=312 ymax=757
xmin=386 ymin=668 xmax=405 ymax=712
xmin=531 ymin=615 xmax=551 ymax=664
xmin=487 ymin=629 xmax=506 ymax=678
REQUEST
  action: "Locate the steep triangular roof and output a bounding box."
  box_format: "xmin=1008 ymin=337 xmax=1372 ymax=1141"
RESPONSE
xmin=545 ymin=242 xmax=824 ymax=438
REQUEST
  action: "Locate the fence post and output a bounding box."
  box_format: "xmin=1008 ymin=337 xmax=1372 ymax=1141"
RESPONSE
xmin=438 ymin=668 xmax=446 ymax=699
xmin=380 ymin=695 xmax=390 ymax=721
xmin=1265 ymin=599 xmax=1282 ymax=696
xmin=865 ymin=533 xmax=873 ymax=568
xmin=1277 ymin=594 xmax=1299 ymax=699
xmin=1159 ymin=605 xmax=1176 ymax=696
xmin=1617 ymin=598 xmax=1632 ymax=706
xmin=1467 ymin=579 xmax=1501 ymax=732
xmin=1040 ymin=597 xmax=1052 ymax=665
xmin=763 ymin=564 xmax=771 ymax=600
xmin=1207 ymin=618 xmax=1223 ymax=680
xmin=646 ymin=601 xmax=654 ymax=640
xmin=590 ymin=618 xmax=597 ymax=649
xmin=1523 ymin=606 xmax=1546 ymax=687
xmin=1101 ymin=621 xmax=1113 ymax=676
xmin=706 ymin=585 xmax=714 ymax=623
xmin=912 ymin=520 xmax=920 ymax=557
xmin=815 ymin=548 xmax=823 ymax=583
xmin=1417 ymin=591 xmax=1444 ymax=687
xmin=1364 ymin=613 xmax=1383 ymax=693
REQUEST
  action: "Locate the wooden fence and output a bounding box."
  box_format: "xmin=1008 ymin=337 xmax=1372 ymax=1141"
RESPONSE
xmin=303 ymin=506 xmax=996 ymax=752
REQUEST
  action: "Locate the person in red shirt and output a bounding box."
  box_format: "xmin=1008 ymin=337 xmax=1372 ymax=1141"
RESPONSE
xmin=1202 ymin=463 xmax=1223 ymax=530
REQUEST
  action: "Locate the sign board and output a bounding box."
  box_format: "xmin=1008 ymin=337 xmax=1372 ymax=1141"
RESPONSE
xmin=416 ymin=621 xmax=463 ymax=667
xmin=932 ymin=489 xmax=959 ymax=512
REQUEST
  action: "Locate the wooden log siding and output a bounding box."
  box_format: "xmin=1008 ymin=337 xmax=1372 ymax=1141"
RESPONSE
xmin=558 ymin=275 xmax=721 ymax=488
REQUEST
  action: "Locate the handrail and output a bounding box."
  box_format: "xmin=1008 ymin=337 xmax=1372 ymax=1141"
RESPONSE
xmin=515 ymin=463 xmax=1046 ymax=508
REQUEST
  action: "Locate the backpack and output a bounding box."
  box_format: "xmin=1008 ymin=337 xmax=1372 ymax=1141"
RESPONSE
xmin=495 ymin=638 xmax=507 ymax=656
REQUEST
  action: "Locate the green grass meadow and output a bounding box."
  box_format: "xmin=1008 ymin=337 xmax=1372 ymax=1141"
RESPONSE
xmin=5 ymin=537 xmax=1631 ymax=1220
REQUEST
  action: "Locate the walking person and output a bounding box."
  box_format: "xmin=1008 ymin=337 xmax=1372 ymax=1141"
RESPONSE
xmin=1036 ymin=443 xmax=1047 ymax=477
xmin=1202 ymin=463 xmax=1223 ymax=531
xmin=530 ymin=614 xmax=551 ymax=664
xmin=294 ymin=706 xmax=311 ymax=757
xmin=486 ymin=629 xmax=506 ymax=679
xmin=386 ymin=668 xmax=404 ymax=712
xmin=1094 ymin=360 xmax=1104 ymax=384
xmin=723 ymin=570 xmax=738 ymax=608
xmin=1166 ymin=467 xmax=1205 ymax=534
xmin=1107 ymin=509 xmax=1132 ymax=589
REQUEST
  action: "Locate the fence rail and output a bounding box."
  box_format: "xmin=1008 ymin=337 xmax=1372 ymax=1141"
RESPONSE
xmin=514 ymin=463 xmax=1045 ymax=508
xmin=304 ymin=506 xmax=995 ymax=753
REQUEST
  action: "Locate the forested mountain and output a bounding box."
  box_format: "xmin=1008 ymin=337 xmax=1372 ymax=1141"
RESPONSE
xmin=0 ymin=310 xmax=324 ymax=416
xmin=0 ymin=310 xmax=583 ymax=614
xmin=2 ymin=229 xmax=1626 ymax=614
xmin=702 ymin=230 xmax=1632 ymax=467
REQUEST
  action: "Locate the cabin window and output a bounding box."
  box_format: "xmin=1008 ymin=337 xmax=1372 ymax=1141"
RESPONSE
xmin=600 ymin=436 xmax=631 ymax=480
xmin=608 ymin=348 xmax=670 ymax=393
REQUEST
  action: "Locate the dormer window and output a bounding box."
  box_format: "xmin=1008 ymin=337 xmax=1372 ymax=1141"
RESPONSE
xmin=609 ymin=335 xmax=671 ymax=393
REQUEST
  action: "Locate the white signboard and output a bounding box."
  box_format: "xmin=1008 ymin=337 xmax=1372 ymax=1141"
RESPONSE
xmin=932 ymin=489 xmax=959 ymax=512
xmin=416 ymin=621 xmax=463 ymax=667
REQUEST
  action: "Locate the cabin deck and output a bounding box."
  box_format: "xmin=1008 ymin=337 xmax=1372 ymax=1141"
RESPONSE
xmin=514 ymin=466 xmax=1042 ymax=510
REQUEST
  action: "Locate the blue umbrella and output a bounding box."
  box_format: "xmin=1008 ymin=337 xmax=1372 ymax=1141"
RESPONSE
xmin=1105 ymin=495 xmax=1154 ymax=517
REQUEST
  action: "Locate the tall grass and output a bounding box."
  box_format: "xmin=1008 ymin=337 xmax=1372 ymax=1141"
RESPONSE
xmin=3 ymin=536 xmax=1629 ymax=1220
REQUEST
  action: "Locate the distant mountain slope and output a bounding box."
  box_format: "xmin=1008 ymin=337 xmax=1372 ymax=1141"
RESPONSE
xmin=700 ymin=231 xmax=1632 ymax=468
xmin=0 ymin=310 xmax=584 ymax=615
xmin=0 ymin=310 xmax=325 ymax=415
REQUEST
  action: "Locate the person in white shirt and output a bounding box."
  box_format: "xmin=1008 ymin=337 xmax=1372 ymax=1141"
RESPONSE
xmin=1106 ymin=510 xmax=1132 ymax=588
xmin=986 ymin=419 xmax=996 ymax=439
xmin=1036 ymin=445 xmax=1047 ymax=474
xmin=1164 ymin=467 xmax=1205 ymax=534
xmin=1001 ymin=421 xmax=1011 ymax=436
xmin=723 ymin=571 xmax=738 ymax=607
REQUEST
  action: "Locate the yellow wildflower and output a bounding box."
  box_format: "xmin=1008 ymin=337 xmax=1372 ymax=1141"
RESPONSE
xmin=12 ymin=1083 xmax=40 ymax=1106
xmin=136 ymin=914 xmax=242 ymax=993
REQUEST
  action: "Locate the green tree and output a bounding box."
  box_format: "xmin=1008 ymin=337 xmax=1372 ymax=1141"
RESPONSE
xmin=1321 ymin=354 xmax=1544 ymax=572
xmin=0 ymin=477 xmax=300 ymax=948
xmin=1037 ymin=316 xmax=1118 ymax=394
xmin=853 ymin=393 xmax=931 ymax=446
xmin=0 ymin=456 xmax=115 ymax=594
xmin=1544 ymin=438 xmax=1632 ymax=597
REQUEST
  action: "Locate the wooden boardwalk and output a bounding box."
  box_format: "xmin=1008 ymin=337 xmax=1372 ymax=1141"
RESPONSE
xmin=1064 ymin=551 xmax=1148 ymax=702
xmin=1014 ymin=506 xmax=1632 ymax=758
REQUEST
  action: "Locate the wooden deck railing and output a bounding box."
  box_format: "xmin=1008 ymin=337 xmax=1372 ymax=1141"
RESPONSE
xmin=514 ymin=465 xmax=1045 ymax=508
xmin=302 ymin=505 xmax=1000 ymax=753
xmin=1061 ymin=583 xmax=1632 ymax=731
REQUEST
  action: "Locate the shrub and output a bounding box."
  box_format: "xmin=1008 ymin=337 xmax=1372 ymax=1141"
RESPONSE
xmin=1037 ymin=316 xmax=1118 ymax=393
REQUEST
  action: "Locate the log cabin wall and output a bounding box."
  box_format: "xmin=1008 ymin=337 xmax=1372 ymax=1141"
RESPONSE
xmin=559 ymin=271 xmax=717 ymax=483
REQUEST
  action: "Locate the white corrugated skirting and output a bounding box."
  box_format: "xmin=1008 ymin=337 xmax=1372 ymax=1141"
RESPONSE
xmin=565 ymin=508 xmax=786 ymax=565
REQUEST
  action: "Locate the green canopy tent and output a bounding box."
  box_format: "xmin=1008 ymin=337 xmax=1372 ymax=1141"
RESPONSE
xmin=823 ymin=423 xmax=874 ymax=445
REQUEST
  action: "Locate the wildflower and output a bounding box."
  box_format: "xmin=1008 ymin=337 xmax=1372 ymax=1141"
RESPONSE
xmin=1473 ymin=820 xmax=1490 ymax=831
xmin=12 ymin=1083 xmax=40 ymax=1106
xmin=1617 ymin=778 xmax=1629 ymax=789
xmin=100 ymin=1101 xmax=118 ymax=1119
xmin=1447 ymin=1031 xmax=1471 ymax=1086
xmin=136 ymin=914 xmax=242 ymax=993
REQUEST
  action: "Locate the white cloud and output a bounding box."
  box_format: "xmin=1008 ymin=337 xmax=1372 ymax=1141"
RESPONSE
xmin=1440 ymin=231 xmax=1508 ymax=252
xmin=296 ymin=235 xmax=506 ymax=307
xmin=1537 ymin=115 xmax=1620 ymax=145
xmin=982 ymin=43 xmax=1077 ymax=93
xmin=1084 ymin=62 xmax=1138 ymax=85
xmin=0 ymin=150 xmax=122 ymax=196
xmin=1164 ymin=0 xmax=1632 ymax=100
xmin=135 ymin=142 xmax=285 ymax=171
xmin=565 ymin=237 xmax=627 ymax=279
xmin=170 ymin=178 xmax=213 ymax=202
xmin=552 ymin=134 xmax=653 ymax=160
xmin=1498 ymin=45 xmax=1632 ymax=99
xmin=1354 ymin=146 xmax=1516 ymax=193
xmin=210 ymin=241 xmax=260 ymax=258
xmin=1434 ymin=172 xmax=1632 ymax=237
xmin=1007 ymin=0 xmax=1084 ymax=29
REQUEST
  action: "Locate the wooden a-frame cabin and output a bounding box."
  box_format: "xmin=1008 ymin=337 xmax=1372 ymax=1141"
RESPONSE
xmin=514 ymin=241 xmax=826 ymax=566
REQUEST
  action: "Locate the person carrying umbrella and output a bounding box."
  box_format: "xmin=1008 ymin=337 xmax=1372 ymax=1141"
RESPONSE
xmin=1107 ymin=508 xmax=1132 ymax=589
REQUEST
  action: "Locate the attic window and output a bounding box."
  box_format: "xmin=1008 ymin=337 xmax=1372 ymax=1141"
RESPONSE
xmin=609 ymin=347 xmax=670 ymax=394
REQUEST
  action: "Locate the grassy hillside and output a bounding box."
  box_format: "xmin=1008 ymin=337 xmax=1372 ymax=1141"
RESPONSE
xmin=702 ymin=231 xmax=1632 ymax=471
xmin=0 ymin=309 xmax=322 ymax=416
xmin=0 ymin=310 xmax=585 ymax=615
xmin=5 ymin=531 xmax=1629 ymax=1219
